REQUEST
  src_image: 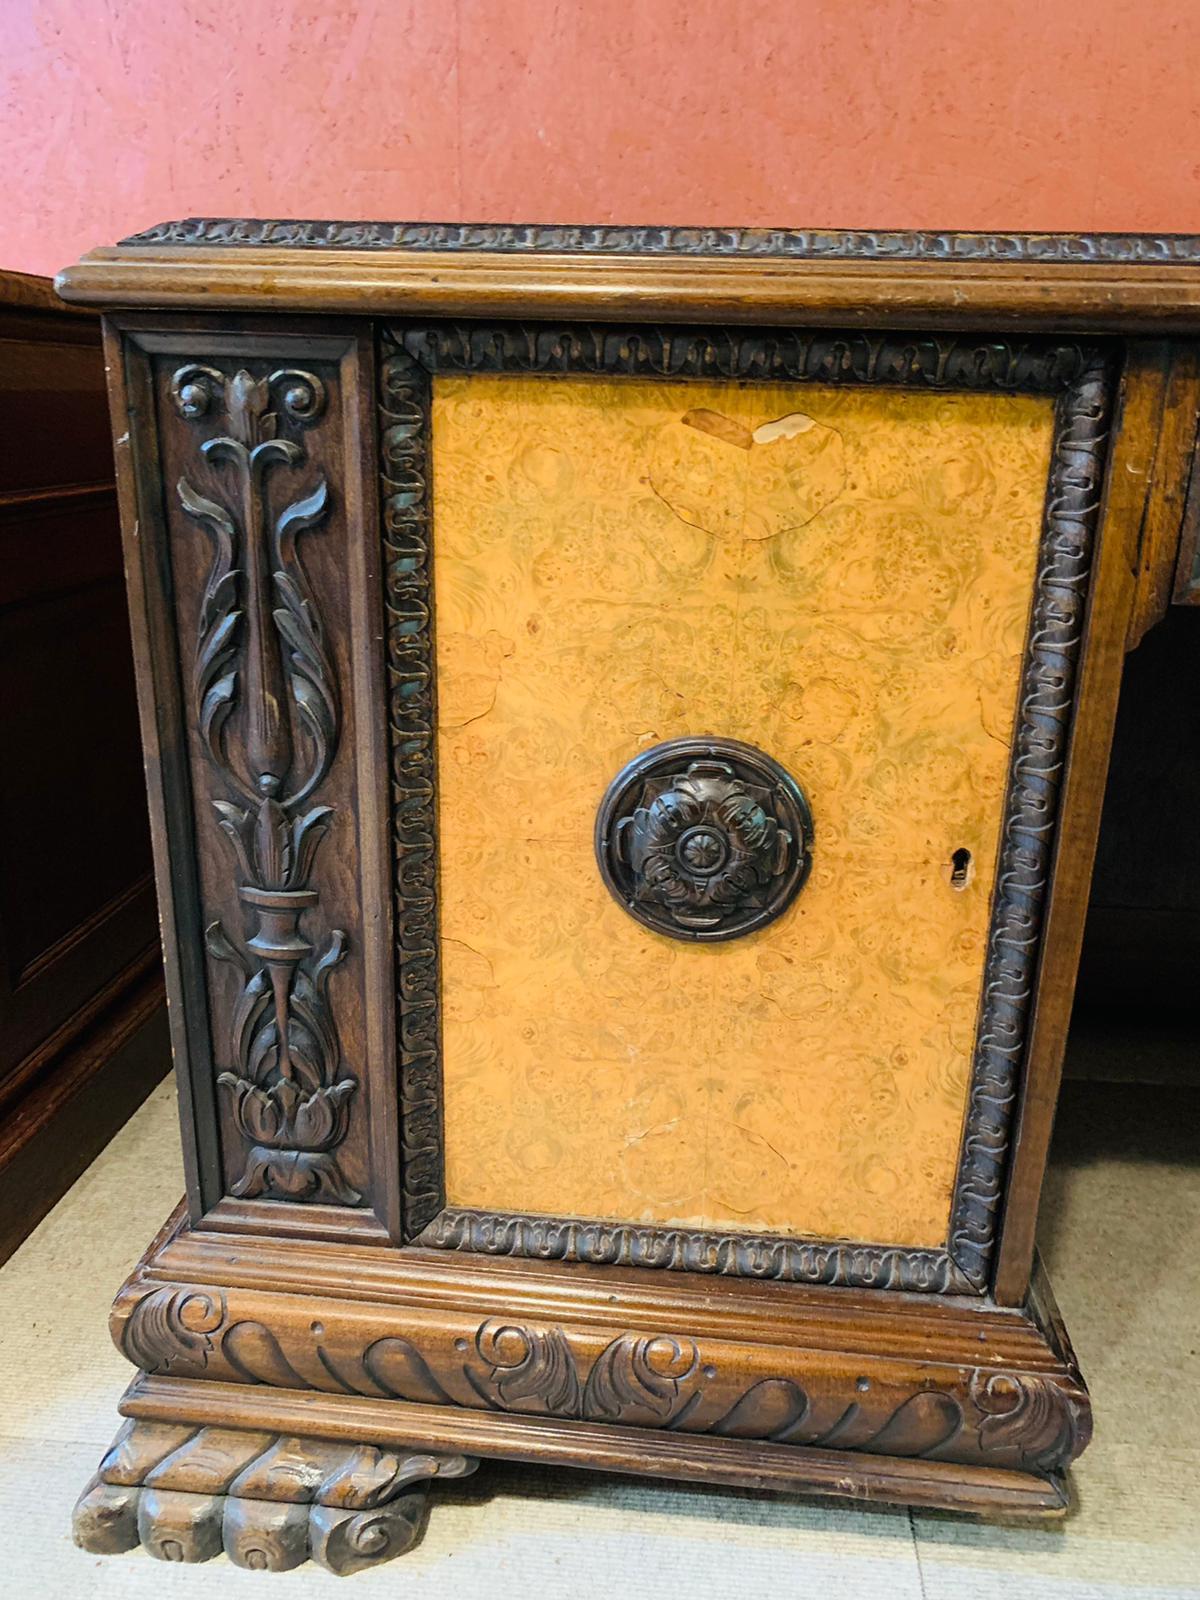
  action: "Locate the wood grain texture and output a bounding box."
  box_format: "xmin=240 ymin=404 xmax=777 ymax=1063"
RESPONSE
xmin=52 ymin=239 xmax=1200 ymax=332
xmin=432 ymin=373 xmax=1053 ymax=1248
xmin=1172 ymin=410 xmax=1200 ymax=604
xmin=1126 ymin=343 xmax=1200 ymax=646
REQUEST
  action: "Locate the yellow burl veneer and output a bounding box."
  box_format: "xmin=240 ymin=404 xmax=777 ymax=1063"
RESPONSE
xmin=431 ymin=375 xmax=1054 ymax=1248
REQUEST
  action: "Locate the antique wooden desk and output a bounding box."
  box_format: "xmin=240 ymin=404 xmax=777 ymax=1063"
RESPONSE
xmin=0 ymin=269 xmax=165 ymax=1263
xmin=57 ymin=223 xmax=1200 ymax=1576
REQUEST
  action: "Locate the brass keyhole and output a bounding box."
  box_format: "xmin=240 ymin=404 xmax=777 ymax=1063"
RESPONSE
xmin=950 ymin=847 xmax=973 ymax=890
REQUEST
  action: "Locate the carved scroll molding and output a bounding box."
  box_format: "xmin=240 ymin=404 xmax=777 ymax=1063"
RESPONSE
xmin=386 ymin=320 xmax=1113 ymax=1293
xmin=947 ymin=353 xmax=1113 ymax=1286
xmin=398 ymin=323 xmax=1095 ymax=391
xmin=465 ymin=1320 xmax=1090 ymax=1473
xmin=418 ymin=1210 xmax=970 ymax=1292
xmin=172 ymin=363 xmax=359 ymax=1206
xmin=377 ymin=344 xmax=442 ymax=1233
xmin=115 ymin=1286 xmax=1091 ymax=1477
xmin=122 ymin=218 xmax=1200 ymax=265
xmin=73 ymin=1417 xmax=476 ymax=1575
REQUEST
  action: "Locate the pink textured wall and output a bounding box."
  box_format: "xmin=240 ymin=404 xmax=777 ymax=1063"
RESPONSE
xmin=5 ymin=0 xmax=1200 ymax=278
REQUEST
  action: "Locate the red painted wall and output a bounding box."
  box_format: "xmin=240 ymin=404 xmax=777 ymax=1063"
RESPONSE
xmin=5 ymin=0 xmax=1200 ymax=278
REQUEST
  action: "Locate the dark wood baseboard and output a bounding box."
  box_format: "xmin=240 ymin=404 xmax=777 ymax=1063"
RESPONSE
xmin=0 ymin=965 xmax=169 ymax=1263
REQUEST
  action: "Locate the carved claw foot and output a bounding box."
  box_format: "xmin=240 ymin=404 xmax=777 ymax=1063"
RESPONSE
xmin=73 ymin=1419 xmax=478 ymax=1576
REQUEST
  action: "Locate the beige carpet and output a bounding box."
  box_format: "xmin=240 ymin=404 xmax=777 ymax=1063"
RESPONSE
xmin=0 ymin=1073 xmax=1196 ymax=1597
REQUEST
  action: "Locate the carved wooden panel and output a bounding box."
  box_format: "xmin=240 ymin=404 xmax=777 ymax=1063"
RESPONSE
xmin=380 ymin=324 xmax=1113 ymax=1293
xmin=122 ymin=328 xmax=397 ymax=1232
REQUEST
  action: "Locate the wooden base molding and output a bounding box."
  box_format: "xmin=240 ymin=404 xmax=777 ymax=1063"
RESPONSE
xmin=117 ymin=1373 xmax=1071 ymax=1518
xmin=72 ymin=1417 xmax=477 ymax=1575
xmin=73 ymin=1205 xmax=1090 ymax=1552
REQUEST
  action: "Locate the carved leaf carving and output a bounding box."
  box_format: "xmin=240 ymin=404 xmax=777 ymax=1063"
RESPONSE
xmin=970 ymin=1371 xmax=1085 ymax=1474
xmin=173 ymin=363 xmax=359 ymax=1205
xmin=114 ymin=1289 xmax=1090 ymax=1476
xmin=581 ymin=1335 xmax=701 ymax=1423
xmin=122 ymin=1287 xmax=225 ymax=1373
xmin=469 ymin=1321 xmax=582 ymax=1416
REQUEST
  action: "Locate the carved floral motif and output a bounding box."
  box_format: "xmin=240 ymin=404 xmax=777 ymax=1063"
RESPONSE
xmin=596 ymin=738 xmax=813 ymax=941
xmin=172 ymin=363 xmax=358 ymax=1204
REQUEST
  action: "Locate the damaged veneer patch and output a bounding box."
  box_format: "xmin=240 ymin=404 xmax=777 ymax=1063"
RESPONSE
xmin=650 ymin=406 xmax=847 ymax=540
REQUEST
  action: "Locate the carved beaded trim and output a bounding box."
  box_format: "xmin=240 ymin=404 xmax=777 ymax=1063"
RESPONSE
xmin=122 ymin=217 xmax=1200 ymax=264
xmin=381 ymin=321 xmax=1113 ymax=1293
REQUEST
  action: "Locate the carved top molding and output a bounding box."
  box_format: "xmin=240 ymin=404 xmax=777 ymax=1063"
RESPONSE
xmin=118 ymin=219 xmax=1200 ymax=264
xmin=58 ymin=219 xmax=1200 ymax=330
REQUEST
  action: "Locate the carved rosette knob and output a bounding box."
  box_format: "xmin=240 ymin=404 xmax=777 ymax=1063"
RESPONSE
xmin=595 ymin=737 xmax=813 ymax=941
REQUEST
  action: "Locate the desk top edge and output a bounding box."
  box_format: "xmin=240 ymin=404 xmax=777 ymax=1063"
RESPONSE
xmin=54 ymin=220 xmax=1200 ymax=329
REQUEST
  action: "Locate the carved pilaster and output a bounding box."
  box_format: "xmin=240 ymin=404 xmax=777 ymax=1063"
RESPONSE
xmin=171 ymin=363 xmax=357 ymax=1205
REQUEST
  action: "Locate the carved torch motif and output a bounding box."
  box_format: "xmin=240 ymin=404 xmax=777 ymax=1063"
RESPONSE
xmin=172 ymin=363 xmax=358 ymax=1204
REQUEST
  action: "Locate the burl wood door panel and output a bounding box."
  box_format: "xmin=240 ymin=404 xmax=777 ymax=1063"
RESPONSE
xmin=431 ymin=375 xmax=1053 ymax=1249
